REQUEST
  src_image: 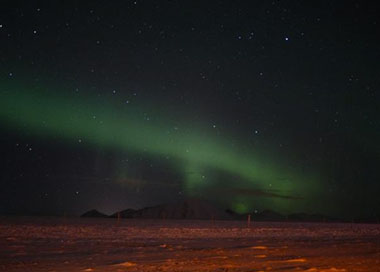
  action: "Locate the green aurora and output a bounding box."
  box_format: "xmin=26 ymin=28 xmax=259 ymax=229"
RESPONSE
xmin=0 ymin=82 xmax=324 ymax=214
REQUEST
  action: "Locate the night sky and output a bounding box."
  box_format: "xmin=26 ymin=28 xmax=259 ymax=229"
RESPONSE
xmin=0 ymin=1 xmax=379 ymax=219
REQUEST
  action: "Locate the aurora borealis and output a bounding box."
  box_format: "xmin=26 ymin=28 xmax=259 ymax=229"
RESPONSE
xmin=0 ymin=82 xmax=322 ymax=214
xmin=1 ymin=1 xmax=379 ymax=219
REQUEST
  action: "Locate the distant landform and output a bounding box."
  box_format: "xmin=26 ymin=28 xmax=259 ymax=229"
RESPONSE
xmin=81 ymin=198 xmax=358 ymax=223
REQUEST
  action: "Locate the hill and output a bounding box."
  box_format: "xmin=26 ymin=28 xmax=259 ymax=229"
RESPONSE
xmin=80 ymin=209 xmax=108 ymax=218
xmin=109 ymin=198 xmax=232 ymax=220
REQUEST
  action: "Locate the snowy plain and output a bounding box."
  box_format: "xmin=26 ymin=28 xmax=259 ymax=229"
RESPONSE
xmin=1 ymin=217 xmax=380 ymax=271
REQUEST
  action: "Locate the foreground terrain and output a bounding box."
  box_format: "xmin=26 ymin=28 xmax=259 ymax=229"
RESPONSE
xmin=1 ymin=217 xmax=380 ymax=271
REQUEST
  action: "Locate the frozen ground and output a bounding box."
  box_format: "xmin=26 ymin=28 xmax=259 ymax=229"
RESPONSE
xmin=1 ymin=217 xmax=380 ymax=271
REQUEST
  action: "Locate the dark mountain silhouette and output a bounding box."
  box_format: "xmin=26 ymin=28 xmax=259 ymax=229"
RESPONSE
xmin=81 ymin=202 xmax=345 ymax=223
xmin=226 ymin=209 xmax=286 ymax=221
xmin=109 ymin=208 xmax=136 ymax=218
xmin=352 ymin=215 xmax=380 ymax=224
xmin=109 ymin=198 xmax=233 ymax=220
xmin=225 ymin=209 xmax=338 ymax=223
xmin=225 ymin=209 xmax=242 ymax=219
xmin=81 ymin=209 xmax=108 ymax=218
xmin=287 ymin=212 xmax=338 ymax=222
xmin=253 ymin=210 xmax=286 ymax=221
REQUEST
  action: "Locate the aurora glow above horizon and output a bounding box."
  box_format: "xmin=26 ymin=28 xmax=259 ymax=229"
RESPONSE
xmin=0 ymin=82 xmax=323 ymax=214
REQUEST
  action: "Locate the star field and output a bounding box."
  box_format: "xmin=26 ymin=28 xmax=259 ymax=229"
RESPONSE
xmin=0 ymin=1 xmax=379 ymax=219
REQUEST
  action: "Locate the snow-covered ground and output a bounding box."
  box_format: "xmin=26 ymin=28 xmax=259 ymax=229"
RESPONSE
xmin=1 ymin=217 xmax=380 ymax=271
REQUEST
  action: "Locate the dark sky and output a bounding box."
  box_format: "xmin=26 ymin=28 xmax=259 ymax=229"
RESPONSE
xmin=0 ymin=1 xmax=379 ymax=218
